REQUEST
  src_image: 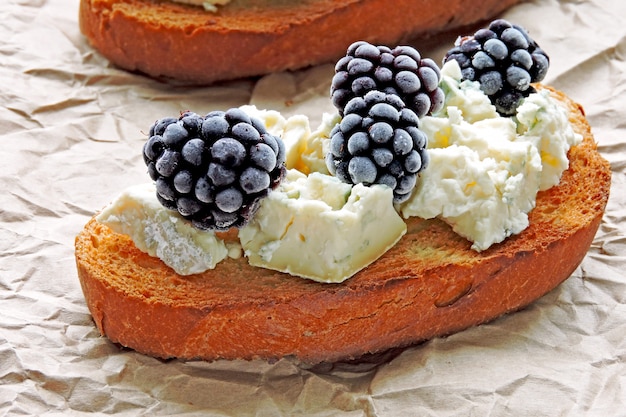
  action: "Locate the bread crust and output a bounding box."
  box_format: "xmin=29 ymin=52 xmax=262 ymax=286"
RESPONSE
xmin=79 ymin=0 xmax=525 ymax=84
xmin=75 ymin=88 xmax=611 ymax=363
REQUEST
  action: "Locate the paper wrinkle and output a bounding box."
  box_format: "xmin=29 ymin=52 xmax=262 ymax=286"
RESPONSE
xmin=1 ymin=0 xmax=625 ymax=415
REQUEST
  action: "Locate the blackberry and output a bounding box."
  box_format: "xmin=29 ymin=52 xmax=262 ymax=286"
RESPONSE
xmin=325 ymin=91 xmax=429 ymax=203
xmin=330 ymin=41 xmax=445 ymax=118
xmin=143 ymin=109 xmax=286 ymax=231
xmin=443 ymin=19 xmax=550 ymax=116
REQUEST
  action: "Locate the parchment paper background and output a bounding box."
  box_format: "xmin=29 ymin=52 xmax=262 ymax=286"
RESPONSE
xmin=1 ymin=0 xmax=625 ymax=415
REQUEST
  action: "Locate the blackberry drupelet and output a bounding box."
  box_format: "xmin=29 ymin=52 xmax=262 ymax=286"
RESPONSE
xmin=325 ymin=91 xmax=429 ymax=204
xmin=143 ymin=109 xmax=286 ymax=231
xmin=330 ymin=41 xmax=445 ymax=118
xmin=443 ymin=19 xmax=550 ymax=116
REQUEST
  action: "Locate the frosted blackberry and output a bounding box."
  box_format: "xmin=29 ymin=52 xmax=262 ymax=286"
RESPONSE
xmin=443 ymin=19 xmax=550 ymax=116
xmin=143 ymin=109 xmax=286 ymax=231
xmin=330 ymin=41 xmax=445 ymax=118
xmin=326 ymin=91 xmax=429 ymax=203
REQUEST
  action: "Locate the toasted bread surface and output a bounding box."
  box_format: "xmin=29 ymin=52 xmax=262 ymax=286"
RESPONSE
xmin=79 ymin=0 xmax=525 ymax=84
xmin=75 ymin=88 xmax=611 ymax=363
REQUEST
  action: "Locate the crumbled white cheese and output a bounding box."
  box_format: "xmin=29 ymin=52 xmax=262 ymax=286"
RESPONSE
xmin=401 ymin=122 xmax=542 ymax=251
xmin=96 ymin=183 xmax=236 ymax=275
xmin=516 ymin=91 xmax=582 ymax=190
xmin=239 ymin=170 xmax=406 ymax=283
xmin=241 ymin=105 xmax=337 ymax=176
xmin=400 ymin=60 xmax=579 ymax=251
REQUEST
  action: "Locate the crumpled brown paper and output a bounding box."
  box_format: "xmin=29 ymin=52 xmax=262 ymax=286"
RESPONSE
xmin=1 ymin=0 xmax=624 ymax=415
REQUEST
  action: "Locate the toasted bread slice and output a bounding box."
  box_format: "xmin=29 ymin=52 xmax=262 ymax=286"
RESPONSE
xmin=75 ymin=87 xmax=610 ymax=363
xmin=79 ymin=0 xmax=525 ymax=84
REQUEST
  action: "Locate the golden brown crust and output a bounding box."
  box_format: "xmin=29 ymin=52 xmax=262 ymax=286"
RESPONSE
xmin=79 ymin=0 xmax=525 ymax=84
xmin=75 ymin=88 xmax=611 ymax=363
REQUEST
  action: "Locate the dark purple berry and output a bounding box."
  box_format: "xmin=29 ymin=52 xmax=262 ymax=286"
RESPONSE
xmin=240 ymin=167 xmax=270 ymax=194
xmin=224 ymin=108 xmax=251 ymax=125
xmin=215 ymin=188 xmax=244 ymax=213
xmin=156 ymin=177 xmax=176 ymax=201
xmin=201 ymin=116 xmax=229 ymax=140
xmin=347 ymin=132 xmax=370 ymax=154
xmin=151 ymin=117 xmax=177 ymax=136
xmin=177 ymin=197 xmax=202 ymax=216
xmin=211 ymin=138 xmax=246 ymax=167
xmin=369 ymin=122 xmax=394 ymax=144
xmin=249 ymin=143 xmax=277 ymax=172
xmin=173 ymin=170 xmax=194 ymax=194
xmin=231 ymin=122 xmax=261 ymax=143
xmin=181 ymin=138 xmax=205 ymax=166
xmin=480 ymin=71 xmax=503 ymax=95
xmin=349 ymin=156 xmax=377 ymax=184
xmin=331 ymin=41 xmax=444 ymax=118
xmin=143 ymin=109 xmax=286 ymax=231
xmin=208 ymin=162 xmax=236 ymax=187
xmin=326 ymin=91 xmax=429 ymax=203
xmin=143 ymin=135 xmax=164 ymax=162
xmin=443 ymin=19 xmax=550 ymax=115
xmin=180 ymin=112 xmax=203 ymax=134
xmin=155 ymin=150 xmax=181 ymax=177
